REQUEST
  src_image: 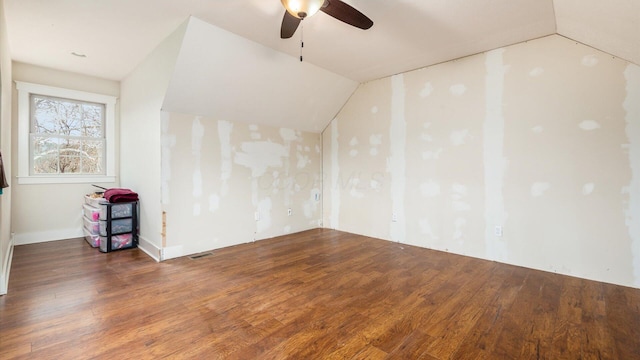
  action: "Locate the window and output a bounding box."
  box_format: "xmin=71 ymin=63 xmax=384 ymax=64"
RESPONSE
xmin=16 ymin=82 xmax=116 ymax=184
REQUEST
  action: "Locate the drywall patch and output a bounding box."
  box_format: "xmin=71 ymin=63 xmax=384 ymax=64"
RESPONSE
xmin=296 ymin=153 xmax=310 ymax=169
xmin=390 ymin=74 xmax=407 ymax=242
xmin=623 ymin=64 xmax=640 ymax=286
xmin=349 ymin=178 xmax=365 ymax=198
xmin=422 ymin=148 xmax=443 ymax=160
xmin=349 ymin=136 xmax=359 ymax=157
xmin=579 ymin=120 xmax=601 ymax=131
xmin=529 ymin=67 xmax=544 ymax=77
xmin=371 ymin=106 xmax=379 ymax=114
xmin=192 ymin=117 xmax=205 ymax=215
xmin=160 ymin=112 xmax=176 ymax=205
xmin=218 ymin=121 xmax=233 ymax=197
xmin=450 ymin=129 xmax=471 ymax=146
xmin=420 ymin=123 xmax=433 ymax=143
xmin=582 ymin=183 xmax=595 ymax=195
xmin=209 ymin=194 xmax=220 ymax=212
xmin=370 ymin=134 xmax=382 ymax=156
xmin=532 ymin=125 xmax=544 ymax=134
xmin=234 ymin=141 xmax=287 ymax=177
xmin=249 ymin=124 xmax=261 ymax=139
xmin=452 ymin=184 xmax=471 ymax=212
xmin=330 ymin=120 xmax=340 ymax=229
xmin=453 ymin=217 xmax=467 ymax=242
xmin=531 ymin=182 xmax=550 ymax=197
xmin=582 ymin=55 xmax=599 ymax=67
xmin=370 ymin=179 xmax=381 ymax=191
xmin=450 ymin=84 xmax=467 ymax=96
xmin=419 ymin=218 xmax=438 ymax=240
xmin=280 ymin=128 xmax=300 ymax=143
xmin=420 ymin=82 xmax=434 ymax=98
xmin=420 ymin=180 xmax=440 ymax=197
xmin=483 ymin=48 xmax=509 ymax=261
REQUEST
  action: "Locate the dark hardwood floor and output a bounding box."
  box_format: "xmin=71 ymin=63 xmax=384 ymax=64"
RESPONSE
xmin=1 ymin=229 xmax=639 ymax=359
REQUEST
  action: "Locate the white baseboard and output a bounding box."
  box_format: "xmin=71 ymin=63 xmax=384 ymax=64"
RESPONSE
xmin=161 ymin=245 xmax=184 ymax=261
xmin=1 ymin=234 xmax=15 ymax=295
xmin=137 ymin=235 xmax=161 ymax=262
xmin=14 ymin=228 xmax=83 ymax=245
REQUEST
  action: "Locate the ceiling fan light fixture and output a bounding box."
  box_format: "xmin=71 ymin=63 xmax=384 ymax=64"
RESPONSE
xmin=281 ymin=0 xmax=325 ymax=19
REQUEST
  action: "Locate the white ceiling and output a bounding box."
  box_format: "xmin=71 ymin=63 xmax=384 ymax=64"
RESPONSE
xmin=4 ymin=0 xmax=639 ymax=82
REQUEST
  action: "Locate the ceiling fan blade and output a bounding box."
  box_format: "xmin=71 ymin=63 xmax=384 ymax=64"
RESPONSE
xmin=281 ymin=11 xmax=301 ymax=39
xmin=320 ymin=0 xmax=373 ymax=30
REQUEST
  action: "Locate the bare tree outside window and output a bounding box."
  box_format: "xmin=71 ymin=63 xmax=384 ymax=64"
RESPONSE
xmin=30 ymin=94 xmax=105 ymax=175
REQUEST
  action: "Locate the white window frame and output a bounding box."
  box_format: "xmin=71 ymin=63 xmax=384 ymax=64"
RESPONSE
xmin=16 ymin=81 xmax=117 ymax=184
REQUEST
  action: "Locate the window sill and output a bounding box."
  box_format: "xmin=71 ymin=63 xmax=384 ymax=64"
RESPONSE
xmin=17 ymin=175 xmax=117 ymax=185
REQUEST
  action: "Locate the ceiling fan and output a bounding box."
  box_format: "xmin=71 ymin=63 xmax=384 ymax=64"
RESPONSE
xmin=280 ymin=0 xmax=374 ymax=39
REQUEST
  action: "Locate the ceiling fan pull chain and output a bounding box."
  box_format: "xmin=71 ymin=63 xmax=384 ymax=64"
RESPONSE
xmin=300 ymin=21 xmax=304 ymax=62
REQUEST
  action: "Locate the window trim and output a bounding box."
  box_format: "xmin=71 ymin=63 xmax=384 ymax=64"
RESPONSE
xmin=16 ymin=81 xmax=117 ymax=184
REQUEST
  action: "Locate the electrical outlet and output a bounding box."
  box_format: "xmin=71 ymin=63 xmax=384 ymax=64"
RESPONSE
xmin=392 ymin=213 xmax=398 ymax=222
xmin=287 ymin=208 xmax=292 ymax=216
xmin=254 ymin=212 xmax=260 ymax=221
xmin=494 ymin=225 xmax=503 ymax=237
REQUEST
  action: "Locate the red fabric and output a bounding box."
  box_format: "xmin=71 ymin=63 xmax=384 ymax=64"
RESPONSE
xmin=104 ymin=188 xmax=139 ymax=203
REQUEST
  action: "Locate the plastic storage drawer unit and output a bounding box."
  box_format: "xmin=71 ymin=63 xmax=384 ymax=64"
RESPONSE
xmin=98 ymin=200 xmax=138 ymax=253
xmin=99 ymin=202 xmax=134 ymax=220
xmin=83 ymin=228 xmax=101 ymax=247
xmin=85 ymin=194 xmax=108 ymax=208
xmin=99 ymin=218 xmax=133 ymax=236
xmin=83 ymin=216 xmax=100 ymax=235
xmin=83 ymin=204 xmax=101 ymax=221
xmin=100 ymin=233 xmax=133 ymax=252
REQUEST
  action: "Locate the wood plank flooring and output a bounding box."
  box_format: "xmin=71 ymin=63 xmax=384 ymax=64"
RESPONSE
xmin=1 ymin=229 xmax=639 ymax=359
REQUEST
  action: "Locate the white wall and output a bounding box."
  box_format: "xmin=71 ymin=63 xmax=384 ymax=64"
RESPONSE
xmin=119 ymin=20 xmax=187 ymax=260
xmin=323 ymin=35 xmax=640 ymax=289
xmin=10 ymin=63 xmax=120 ymax=245
xmin=0 ymin=0 xmax=13 ymax=295
xmin=162 ymin=112 xmax=322 ymax=258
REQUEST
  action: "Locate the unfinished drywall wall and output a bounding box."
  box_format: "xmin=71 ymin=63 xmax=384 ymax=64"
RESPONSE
xmin=120 ymin=20 xmax=187 ymax=259
xmin=161 ymin=112 xmax=321 ymax=258
xmin=10 ymin=62 xmax=120 ymax=245
xmin=323 ymin=35 xmax=640 ymax=288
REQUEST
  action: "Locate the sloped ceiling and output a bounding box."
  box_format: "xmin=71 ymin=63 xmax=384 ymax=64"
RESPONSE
xmin=4 ymin=1 xmax=639 ymax=132
xmin=6 ymin=0 xmax=637 ymax=84
xmin=554 ymin=0 xmax=640 ymax=66
xmin=162 ymin=17 xmax=358 ymax=133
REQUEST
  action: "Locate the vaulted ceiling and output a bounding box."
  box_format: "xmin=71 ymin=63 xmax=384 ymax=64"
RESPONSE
xmin=5 ymin=0 xmax=639 ymax=83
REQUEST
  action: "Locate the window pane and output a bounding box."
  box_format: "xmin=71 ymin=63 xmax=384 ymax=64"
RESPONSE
xmin=59 ymin=156 xmax=81 ymax=173
xmin=81 ymin=140 xmax=104 ymax=174
xmin=32 ymin=136 xmax=59 ymax=157
xmin=32 ymin=97 xmax=60 ymax=134
xmin=33 ymin=155 xmax=59 ymax=174
xmin=82 ymin=104 xmax=104 ymax=137
xmin=59 ymin=139 xmax=82 ymax=157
